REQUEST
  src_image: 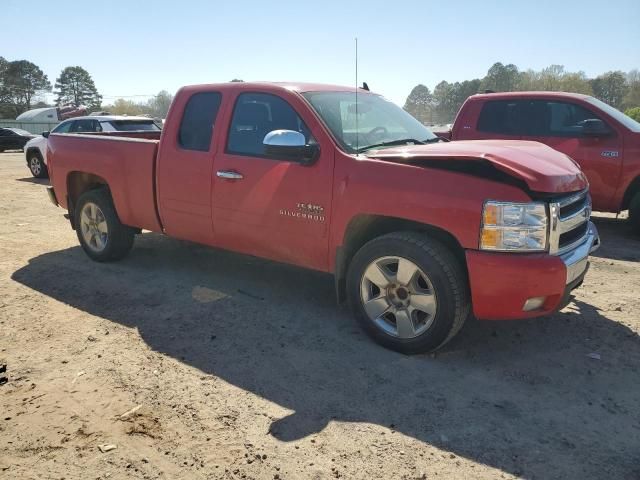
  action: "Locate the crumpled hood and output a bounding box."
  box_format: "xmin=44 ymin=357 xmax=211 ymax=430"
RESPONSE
xmin=365 ymin=140 xmax=588 ymax=193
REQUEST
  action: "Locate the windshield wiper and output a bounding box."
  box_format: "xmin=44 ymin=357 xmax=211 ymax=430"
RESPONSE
xmin=358 ymin=138 xmax=427 ymax=152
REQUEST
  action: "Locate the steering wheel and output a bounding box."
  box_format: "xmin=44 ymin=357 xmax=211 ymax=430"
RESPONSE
xmin=366 ymin=126 xmax=388 ymax=142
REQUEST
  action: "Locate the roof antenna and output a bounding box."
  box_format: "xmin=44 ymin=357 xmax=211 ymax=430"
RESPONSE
xmin=355 ymin=37 xmax=359 ymax=153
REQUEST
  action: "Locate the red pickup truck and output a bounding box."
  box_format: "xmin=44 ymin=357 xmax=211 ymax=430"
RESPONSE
xmin=436 ymin=91 xmax=640 ymax=229
xmin=45 ymin=82 xmax=599 ymax=353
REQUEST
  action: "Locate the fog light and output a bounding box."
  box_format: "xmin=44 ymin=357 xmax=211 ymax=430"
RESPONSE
xmin=523 ymin=296 xmax=546 ymax=312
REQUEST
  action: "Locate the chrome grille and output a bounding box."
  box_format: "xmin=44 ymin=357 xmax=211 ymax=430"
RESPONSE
xmin=549 ymin=190 xmax=592 ymax=255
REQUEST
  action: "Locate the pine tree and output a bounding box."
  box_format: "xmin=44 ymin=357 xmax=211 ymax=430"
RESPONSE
xmin=54 ymin=66 xmax=102 ymax=109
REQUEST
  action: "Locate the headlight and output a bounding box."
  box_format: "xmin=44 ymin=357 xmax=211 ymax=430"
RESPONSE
xmin=480 ymin=201 xmax=548 ymax=251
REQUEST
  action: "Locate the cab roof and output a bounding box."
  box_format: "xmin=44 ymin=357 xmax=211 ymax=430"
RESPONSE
xmin=178 ymin=82 xmax=371 ymax=95
xmin=471 ymin=91 xmax=592 ymax=101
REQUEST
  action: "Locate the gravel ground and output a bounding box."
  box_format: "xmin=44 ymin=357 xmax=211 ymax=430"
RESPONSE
xmin=1 ymin=151 xmax=639 ymax=480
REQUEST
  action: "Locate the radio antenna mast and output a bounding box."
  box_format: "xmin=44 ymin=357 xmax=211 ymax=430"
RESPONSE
xmin=355 ymin=37 xmax=359 ymax=153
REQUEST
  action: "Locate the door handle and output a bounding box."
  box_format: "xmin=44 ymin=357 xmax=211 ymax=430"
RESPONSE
xmin=216 ymin=170 xmax=244 ymax=180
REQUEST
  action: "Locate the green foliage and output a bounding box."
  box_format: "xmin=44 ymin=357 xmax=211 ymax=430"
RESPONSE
xmin=590 ymin=71 xmax=628 ymax=109
xmin=0 ymin=58 xmax=51 ymax=117
xmin=103 ymin=90 xmax=174 ymax=119
xmin=54 ymin=66 xmax=102 ymax=110
xmin=146 ymin=90 xmax=174 ymax=118
xmin=625 ymin=107 xmax=640 ymax=122
xmin=481 ymin=62 xmax=519 ymax=92
xmin=623 ymin=70 xmax=640 ymax=109
xmin=405 ymin=63 xmax=639 ymax=123
xmin=403 ymin=84 xmax=434 ymax=124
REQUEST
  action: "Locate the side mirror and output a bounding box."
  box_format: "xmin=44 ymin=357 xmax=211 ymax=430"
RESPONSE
xmin=42 ymin=131 xmax=50 ymax=138
xmin=263 ymin=130 xmax=319 ymax=165
xmin=581 ymin=119 xmax=610 ymax=137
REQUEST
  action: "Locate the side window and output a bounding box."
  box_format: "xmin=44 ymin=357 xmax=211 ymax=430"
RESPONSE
xmin=178 ymin=92 xmax=222 ymax=151
xmin=477 ymin=100 xmax=523 ymax=135
xmin=52 ymin=121 xmax=73 ymax=134
xmin=70 ymin=119 xmax=96 ymax=133
xmin=0 ymin=130 xmax=9 ymax=137
xmin=227 ymin=92 xmax=313 ymax=158
xmin=546 ymin=101 xmax=606 ymax=137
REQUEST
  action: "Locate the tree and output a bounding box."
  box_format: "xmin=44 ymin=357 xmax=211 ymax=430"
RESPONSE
xmin=481 ymin=62 xmax=519 ymax=92
xmin=0 ymin=59 xmax=51 ymax=117
xmin=591 ymin=71 xmax=628 ymax=109
xmin=230 ymin=78 xmax=244 ymax=82
xmin=559 ymin=71 xmax=592 ymax=95
xmin=623 ymin=70 xmax=640 ymax=109
xmin=107 ymin=98 xmax=148 ymax=116
xmin=403 ymin=84 xmax=434 ymax=124
xmin=54 ymin=66 xmax=102 ymax=109
xmin=146 ymin=90 xmax=173 ymax=118
xmin=625 ymin=107 xmax=640 ymax=122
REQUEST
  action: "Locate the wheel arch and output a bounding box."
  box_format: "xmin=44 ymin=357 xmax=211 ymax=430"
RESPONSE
xmin=25 ymin=146 xmax=43 ymax=163
xmin=66 ymin=171 xmax=110 ymax=229
xmin=621 ymin=175 xmax=640 ymax=211
xmin=334 ymin=214 xmax=467 ymax=303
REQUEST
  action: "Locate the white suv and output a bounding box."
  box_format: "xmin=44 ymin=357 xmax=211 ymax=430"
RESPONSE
xmin=24 ymin=115 xmax=161 ymax=178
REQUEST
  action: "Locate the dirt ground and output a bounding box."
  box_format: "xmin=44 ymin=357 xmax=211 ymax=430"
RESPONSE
xmin=0 ymin=151 xmax=639 ymax=480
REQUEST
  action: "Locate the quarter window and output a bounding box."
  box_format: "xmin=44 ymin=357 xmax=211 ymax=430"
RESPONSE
xmin=227 ymin=93 xmax=312 ymax=157
xmin=178 ymin=92 xmax=222 ymax=151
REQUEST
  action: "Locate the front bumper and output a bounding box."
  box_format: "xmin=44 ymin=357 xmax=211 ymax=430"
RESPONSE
xmin=466 ymin=221 xmax=600 ymax=320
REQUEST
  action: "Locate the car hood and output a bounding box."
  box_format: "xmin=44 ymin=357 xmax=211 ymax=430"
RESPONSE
xmin=365 ymin=140 xmax=588 ymax=193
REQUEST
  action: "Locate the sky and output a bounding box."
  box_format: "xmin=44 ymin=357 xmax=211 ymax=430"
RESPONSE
xmin=3 ymin=0 xmax=639 ymax=106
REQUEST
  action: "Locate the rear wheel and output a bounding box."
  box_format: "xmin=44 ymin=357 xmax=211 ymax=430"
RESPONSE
xmin=28 ymin=151 xmax=48 ymax=178
xmin=75 ymin=189 xmax=135 ymax=262
xmin=347 ymin=232 xmax=470 ymax=354
xmin=629 ymin=191 xmax=640 ymax=233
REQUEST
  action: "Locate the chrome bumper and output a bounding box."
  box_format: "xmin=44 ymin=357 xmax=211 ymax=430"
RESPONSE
xmin=560 ymin=221 xmax=600 ymax=285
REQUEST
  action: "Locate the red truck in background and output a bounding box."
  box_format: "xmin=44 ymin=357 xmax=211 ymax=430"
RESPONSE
xmin=44 ymin=82 xmax=599 ymax=353
xmin=436 ymin=91 xmax=640 ymax=229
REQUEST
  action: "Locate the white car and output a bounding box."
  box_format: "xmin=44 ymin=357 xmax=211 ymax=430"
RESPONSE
xmin=24 ymin=115 xmax=161 ymax=178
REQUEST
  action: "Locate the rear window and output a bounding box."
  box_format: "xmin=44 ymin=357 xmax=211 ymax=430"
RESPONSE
xmin=178 ymin=92 xmax=222 ymax=151
xmin=102 ymin=120 xmax=161 ymax=132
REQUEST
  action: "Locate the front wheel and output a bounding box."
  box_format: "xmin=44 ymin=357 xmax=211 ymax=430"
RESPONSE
xmin=75 ymin=189 xmax=135 ymax=262
xmin=28 ymin=151 xmax=48 ymax=178
xmin=347 ymin=232 xmax=470 ymax=354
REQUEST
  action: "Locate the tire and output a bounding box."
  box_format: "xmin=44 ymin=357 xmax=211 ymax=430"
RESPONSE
xmin=347 ymin=232 xmax=470 ymax=354
xmin=28 ymin=151 xmax=48 ymax=178
xmin=629 ymin=191 xmax=640 ymax=234
xmin=74 ymin=189 xmax=135 ymax=262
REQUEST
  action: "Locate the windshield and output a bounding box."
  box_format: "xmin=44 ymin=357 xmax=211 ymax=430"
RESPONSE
xmin=586 ymin=97 xmax=640 ymax=132
xmin=100 ymin=120 xmax=161 ymax=132
xmin=302 ymin=91 xmax=437 ymax=153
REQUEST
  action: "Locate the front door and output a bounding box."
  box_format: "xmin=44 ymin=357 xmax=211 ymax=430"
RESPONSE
xmin=156 ymin=90 xmax=223 ymax=244
xmin=211 ymin=91 xmax=334 ymax=271
xmin=520 ymin=99 xmax=623 ymax=210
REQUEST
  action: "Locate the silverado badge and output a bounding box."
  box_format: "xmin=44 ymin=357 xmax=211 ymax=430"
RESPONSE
xmin=279 ymin=203 xmax=325 ymax=222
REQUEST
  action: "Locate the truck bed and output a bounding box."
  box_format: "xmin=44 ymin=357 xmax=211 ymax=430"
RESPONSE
xmin=47 ymin=133 xmax=163 ymax=232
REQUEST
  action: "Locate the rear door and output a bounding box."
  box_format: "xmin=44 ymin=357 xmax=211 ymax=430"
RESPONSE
xmin=211 ymin=90 xmax=334 ymax=271
xmin=0 ymin=129 xmax=11 ymax=150
xmin=519 ymin=99 xmax=623 ymax=210
xmin=156 ymin=90 xmax=223 ymax=245
xmin=461 ymin=99 xmax=524 ymax=141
